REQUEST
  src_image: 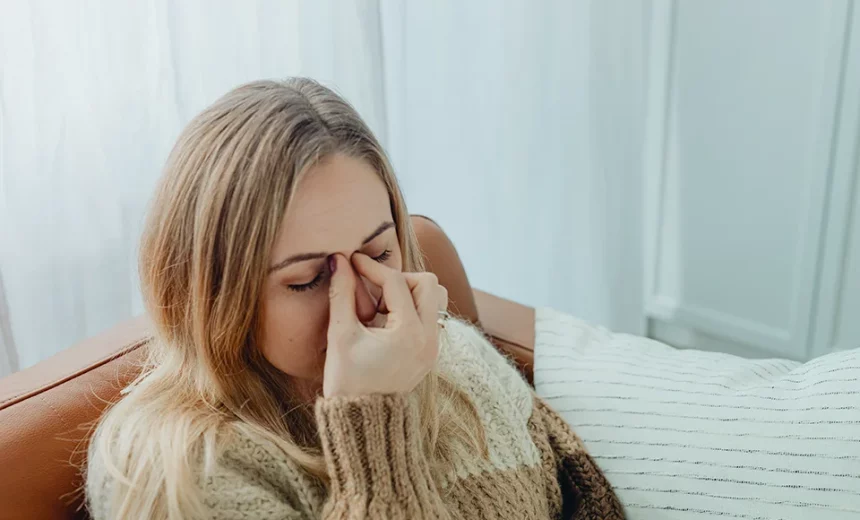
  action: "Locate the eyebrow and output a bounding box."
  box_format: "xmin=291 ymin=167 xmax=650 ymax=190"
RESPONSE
xmin=268 ymin=221 xmax=395 ymax=273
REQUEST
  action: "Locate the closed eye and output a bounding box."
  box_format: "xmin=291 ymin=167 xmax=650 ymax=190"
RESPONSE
xmin=286 ymin=249 xmax=391 ymax=293
xmin=372 ymin=249 xmax=392 ymax=263
xmin=287 ymin=271 xmax=324 ymax=293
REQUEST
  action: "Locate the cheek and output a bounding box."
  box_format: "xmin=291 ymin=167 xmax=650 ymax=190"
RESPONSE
xmin=260 ymin=288 xmax=329 ymax=378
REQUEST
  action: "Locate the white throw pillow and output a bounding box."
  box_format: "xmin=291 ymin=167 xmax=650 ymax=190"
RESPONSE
xmin=534 ymin=307 xmax=860 ymax=520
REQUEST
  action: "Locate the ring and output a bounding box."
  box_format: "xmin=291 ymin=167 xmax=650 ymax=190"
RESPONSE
xmin=437 ymin=310 xmax=450 ymax=327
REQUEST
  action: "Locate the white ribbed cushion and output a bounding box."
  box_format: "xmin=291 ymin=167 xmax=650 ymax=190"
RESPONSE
xmin=534 ymin=307 xmax=860 ymax=520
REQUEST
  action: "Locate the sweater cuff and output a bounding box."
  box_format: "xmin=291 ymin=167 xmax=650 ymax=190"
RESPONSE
xmin=315 ymin=393 xmax=437 ymax=504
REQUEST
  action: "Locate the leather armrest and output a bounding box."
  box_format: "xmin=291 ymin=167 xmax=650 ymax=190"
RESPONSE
xmin=473 ymin=289 xmax=535 ymax=384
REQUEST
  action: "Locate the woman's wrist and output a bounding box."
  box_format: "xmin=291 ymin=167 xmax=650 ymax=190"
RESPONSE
xmin=315 ymin=394 xmax=429 ymax=494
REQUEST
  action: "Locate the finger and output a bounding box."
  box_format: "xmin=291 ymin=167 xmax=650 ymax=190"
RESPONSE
xmin=376 ymin=273 xmax=449 ymax=314
xmin=402 ymin=274 xmax=422 ymax=290
xmin=402 ymin=272 xmax=448 ymax=309
xmin=327 ymin=254 xmax=359 ymax=332
xmin=437 ymin=285 xmax=449 ymax=314
xmin=375 ymin=270 xmax=442 ymax=314
xmin=402 ymin=273 xmax=446 ymax=331
xmin=351 ymin=253 xmax=415 ymax=322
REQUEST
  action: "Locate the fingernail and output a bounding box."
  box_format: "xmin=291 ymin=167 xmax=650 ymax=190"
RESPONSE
xmin=328 ymin=254 xmax=337 ymax=274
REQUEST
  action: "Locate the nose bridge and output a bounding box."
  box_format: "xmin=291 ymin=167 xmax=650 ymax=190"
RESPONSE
xmin=353 ymin=272 xmax=378 ymax=322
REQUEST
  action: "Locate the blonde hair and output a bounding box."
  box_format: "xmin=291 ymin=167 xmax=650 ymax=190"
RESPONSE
xmin=88 ymin=78 xmax=485 ymax=519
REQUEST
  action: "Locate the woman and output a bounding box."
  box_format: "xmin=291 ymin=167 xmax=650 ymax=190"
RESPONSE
xmin=86 ymin=78 xmax=623 ymax=519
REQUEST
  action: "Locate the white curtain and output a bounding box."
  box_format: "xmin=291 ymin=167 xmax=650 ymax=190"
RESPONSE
xmin=0 ymin=0 xmax=649 ymax=375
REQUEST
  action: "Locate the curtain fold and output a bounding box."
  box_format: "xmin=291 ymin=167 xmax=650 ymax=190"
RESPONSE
xmin=0 ymin=0 xmax=647 ymax=374
xmin=379 ymin=0 xmax=650 ymax=332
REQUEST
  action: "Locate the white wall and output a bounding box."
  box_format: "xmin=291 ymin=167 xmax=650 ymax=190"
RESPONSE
xmin=644 ymin=0 xmax=860 ymax=361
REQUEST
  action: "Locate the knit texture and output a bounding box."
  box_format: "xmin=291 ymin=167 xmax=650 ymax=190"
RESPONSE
xmin=87 ymin=319 xmax=624 ymax=519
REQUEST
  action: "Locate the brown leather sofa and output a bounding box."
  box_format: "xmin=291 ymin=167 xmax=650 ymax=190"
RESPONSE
xmin=0 ymin=216 xmax=536 ymax=520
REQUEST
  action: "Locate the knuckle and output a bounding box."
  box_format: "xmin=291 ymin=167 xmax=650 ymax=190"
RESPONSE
xmin=385 ymin=269 xmax=405 ymax=285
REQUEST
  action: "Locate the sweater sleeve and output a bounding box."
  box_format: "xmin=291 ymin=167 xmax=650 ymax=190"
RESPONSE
xmin=532 ymin=397 xmax=625 ymax=520
xmin=315 ymin=393 xmax=451 ymax=520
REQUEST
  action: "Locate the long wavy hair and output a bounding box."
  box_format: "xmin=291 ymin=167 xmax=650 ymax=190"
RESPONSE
xmin=87 ymin=78 xmax=485 ymax=519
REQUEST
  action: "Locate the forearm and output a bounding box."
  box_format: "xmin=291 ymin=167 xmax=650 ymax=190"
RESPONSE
xmin=315 ymin=393 xmax=451 ymax=520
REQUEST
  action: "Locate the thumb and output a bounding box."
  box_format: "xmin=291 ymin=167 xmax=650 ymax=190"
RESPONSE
xmin=327 ymin=254 xmax=358 ymax=330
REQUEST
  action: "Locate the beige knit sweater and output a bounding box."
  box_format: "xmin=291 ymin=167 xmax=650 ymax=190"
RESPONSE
xmin=87 ymin=319 xmax=624 ymax=519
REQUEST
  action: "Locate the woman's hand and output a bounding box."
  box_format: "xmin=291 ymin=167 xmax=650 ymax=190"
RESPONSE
xmin=322 ymin=253 xmax=448 ymax=398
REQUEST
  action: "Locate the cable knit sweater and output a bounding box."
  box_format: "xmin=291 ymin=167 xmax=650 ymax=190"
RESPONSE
xmin=87 ymin=319 xmax=624 ymax=519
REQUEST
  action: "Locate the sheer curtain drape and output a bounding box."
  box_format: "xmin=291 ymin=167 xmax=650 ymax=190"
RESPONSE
xmin=0 ymin=0 xmax=648 ymax=375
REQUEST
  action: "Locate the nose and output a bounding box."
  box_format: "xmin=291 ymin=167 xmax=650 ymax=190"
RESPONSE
xmin=354 ymin=272 xmax=380 ymax=324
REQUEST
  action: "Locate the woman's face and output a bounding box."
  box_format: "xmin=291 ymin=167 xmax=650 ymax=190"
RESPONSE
xmin=260 ymin=153 xmax=402 ymax=388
